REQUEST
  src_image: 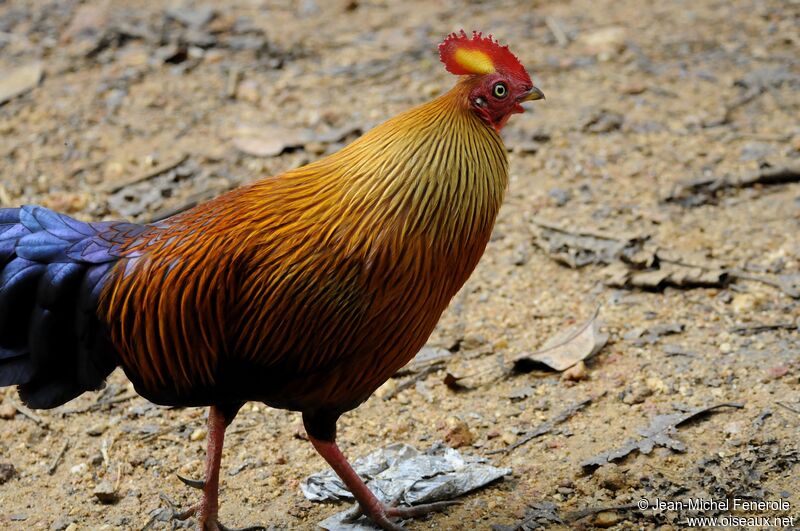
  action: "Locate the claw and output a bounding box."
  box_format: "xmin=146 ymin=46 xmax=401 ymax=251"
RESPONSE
xmin=177 ymin=473 xmax=206 ymax=490
xmin=159 ymin=493 xmax=198 ymax=521
xmin=341 ymin=499 xmax=458 ymax=531
xmin=215 ymin=524 xmax=268 ymax=531
xmin=159 ymin=494 xmax=266 ymax=530
xmin=387 ymin=500 xmax=461 ymax=518
xmin=341 ymin=503 xmax=364 ymax=523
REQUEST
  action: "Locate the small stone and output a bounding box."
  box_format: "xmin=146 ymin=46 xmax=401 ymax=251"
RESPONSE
xmin=766 ymin=365 xmax=789 ymax=380
xmin=64 ymin=524 xmax=78 ymax=531
xmin=49 ymin=516 xmax=74 ymax=531
xmin=0 ymin=403 xmax=16 ymax=419
xmin=70 ymin=463 xmax=87 ymax=475
xmin=190 ymin=427 xmax=207 ymax=441
xmin=305 ymin=141 xmax=326 ymax=155
xmin=719 ymin=342 xmax=732 ymax=354
xmin=500 ymin=431 xmax=517 ymax=446
xmin=645 ymin=376 xmax=668 ymax=393
xmin=93 ymin=481 xmax=118 ymax=504
xmin=731 ymin=292 xmax=766 ymax=314
xmin=594 ymin=464 xmax=628 ymax=491
xmin=580 ymin=27 xmax=626 ymax=60
xmin=623 ymin=385 xmax=653 ymax=405
xmin=594 ymin=510 xmax=621 ymax=527
xmin=86 ymin=423 xmax=107 ymax=436
xmin=441 ymin=417 xmax=474 ymax=448
xmin=236 ymin=79 xmax=261 ymax=104
xmin=562 ymin=361 xmax=588 ymax=381
xmin=459 ymin=333 xmax=487 ymax=351
xmin=0 ymin=463 xmax=17 ymax=484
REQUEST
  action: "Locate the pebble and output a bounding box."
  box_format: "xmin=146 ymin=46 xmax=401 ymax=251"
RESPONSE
xmin=236 ymin=79 xmax=261 ymax=104
xmin=70 ymin=463 xmax=87 ymax=475
xmin=562 ymin=361 xmax=588 ymax=381
xmin=645 ymin=376 xmax=668 ymax=394
xmin=86 ymin=423 xmax=107 ymax=436
xmin=190 ymin=427 xmax=207 ymax=441
xmin=594 ymin=464 xmax=628 ymax=491
xmin=500 ymin=431 xmax=517 ymax=446
xmin=579 ymin=26 xmax=626 ymax=60
xmin=93 ymin=481 xmax=118 ymax=504
xmin=731 ymin=292 xmax=766 ymax=314
xmin=441 ymin=417 xmax=474 ymax=448
xmin=0 ymin=463 xmax=17 ymax=484
xmin=623 ymin=385 xmax=653 ymax=405
xmin=49 ymin=516 xmax=75 ymax=531
xmin=0 ymin=403 xmax=17 ymax=419
xmin=594 ymin=510 xmax=621 ymax=527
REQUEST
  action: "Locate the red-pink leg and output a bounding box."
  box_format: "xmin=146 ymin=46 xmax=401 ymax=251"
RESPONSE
xmin=307 ymin=433 xmax=456 ymax=531
xmin=172 ymin=404 xmax=263 ymax=531
xmin=198 ymin=404 xmax=226 ymax=526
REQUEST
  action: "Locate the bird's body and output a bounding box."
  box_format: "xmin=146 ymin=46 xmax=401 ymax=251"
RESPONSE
xmin=0 ymin=31 xmax=542 ymax=530
xmin=104 ymin=82 xmax=507 ymax=415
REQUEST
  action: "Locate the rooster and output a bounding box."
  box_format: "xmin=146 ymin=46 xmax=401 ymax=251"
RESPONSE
xmin=0 ymin=31 xmax=543 ymax=530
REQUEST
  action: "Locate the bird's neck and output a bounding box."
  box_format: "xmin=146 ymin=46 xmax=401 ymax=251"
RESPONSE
xmin=320 ymin=81 xmax=509 ymax=250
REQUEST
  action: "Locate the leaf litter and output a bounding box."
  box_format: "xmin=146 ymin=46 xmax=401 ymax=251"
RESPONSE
xmin=581 ymin=403 xmax=744 ymax=470
xmin=302 ymin=443 xmax=510 ymax=530
xmin=513 ymin=307 xmax=608 ymax=372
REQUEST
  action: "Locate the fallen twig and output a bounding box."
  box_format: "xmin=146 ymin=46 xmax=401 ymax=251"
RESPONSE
xmin=147 ymin=184 xmax=237 ymax=222
xmin=382 ymin=364 xmax=443 ymax=401
xmin=488 ymin=398 xmax=593 ymax=455
xmin=103 ymin=153 xmax=189 ymax=193
xmin=61 ymin=392 xmax=138 ymax=415
xmin=7 ymin=398 xmax=47 ymax=427
xmin=566 ymin=503 xmax=640 ymax=522
xmin=139 ymin=421 xmax=193 ymax=442
xmin=727 ymin=270 xmax=800 ymax=298
xmin=731 ymin=322 xmax=798 ymax=335
xmin=776 ymin=402 xmax=800 ymax=415
xmin=47 ymin=440 xmax=69 ymax=475
xmin=545 ymin=17 xmax=569 ymax=46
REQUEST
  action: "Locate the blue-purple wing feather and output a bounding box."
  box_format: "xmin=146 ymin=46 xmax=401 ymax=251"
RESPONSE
xmin=0 ymin=205 xmax=140 ymax=408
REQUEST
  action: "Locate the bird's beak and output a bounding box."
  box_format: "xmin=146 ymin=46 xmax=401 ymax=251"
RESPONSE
xmin=520 ymin=86 xmax=545 ymax=102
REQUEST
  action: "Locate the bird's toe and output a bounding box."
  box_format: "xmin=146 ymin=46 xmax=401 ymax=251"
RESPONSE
xmin=386 ymin=500 xmax=460 ymax=519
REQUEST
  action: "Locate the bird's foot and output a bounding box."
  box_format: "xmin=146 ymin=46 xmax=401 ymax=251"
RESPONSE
xmin=343 ymin=498 xmax=459 ymax=531
xmin=161 ymin=490 xmax=267 ymax=531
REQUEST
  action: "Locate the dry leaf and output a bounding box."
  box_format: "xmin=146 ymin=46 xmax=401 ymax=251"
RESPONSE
xmin=532 ymin=220 xmax=646 ymax=268
xmin=0 ymin=62 xmax=44 ymax=105
xmin=233 ymin=125 xmax=309 ymax=157
xmin=514 ymin=308 xmax=608 ymax=372
xmin=581 ymin=403 xmax=743 ymax=470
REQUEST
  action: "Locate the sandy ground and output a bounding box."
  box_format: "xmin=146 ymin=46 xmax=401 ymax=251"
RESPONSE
xmin=0 ymin=0 xmax=798 ymax=529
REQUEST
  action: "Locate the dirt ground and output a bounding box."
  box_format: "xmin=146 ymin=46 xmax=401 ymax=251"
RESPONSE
xmin=0 ymin=0 xmax=798 ymax=529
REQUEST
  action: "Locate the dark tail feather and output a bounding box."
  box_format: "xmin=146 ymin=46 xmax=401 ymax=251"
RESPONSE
xmin=0 ymin=205 xmax=130 ymax=408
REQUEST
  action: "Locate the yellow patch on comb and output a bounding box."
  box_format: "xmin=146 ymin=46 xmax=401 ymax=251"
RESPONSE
xmin=453 ymin=48 xmax=495 ymax=75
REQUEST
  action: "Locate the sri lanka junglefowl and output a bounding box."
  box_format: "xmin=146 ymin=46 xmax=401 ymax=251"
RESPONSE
xmin=0 ymin=31 xmax=543 ymax=530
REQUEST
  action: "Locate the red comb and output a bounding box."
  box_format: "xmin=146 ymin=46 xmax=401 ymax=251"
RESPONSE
xmin=438 ymin=30 xmax=529 ymax=82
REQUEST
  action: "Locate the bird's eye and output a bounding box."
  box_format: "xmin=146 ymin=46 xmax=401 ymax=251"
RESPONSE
xmin=493 ymin=82 xmax=508 ymax=99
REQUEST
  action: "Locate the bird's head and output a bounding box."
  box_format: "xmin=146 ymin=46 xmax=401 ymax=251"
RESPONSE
xmin=439 ymin=31 xmax=544 ymax=131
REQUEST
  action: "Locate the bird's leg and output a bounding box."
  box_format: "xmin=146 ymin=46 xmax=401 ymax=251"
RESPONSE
xmin=303 ymin=412 xmax=456 ymax=531
xmin=171 ymin=403 xmax=264 ymax=531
